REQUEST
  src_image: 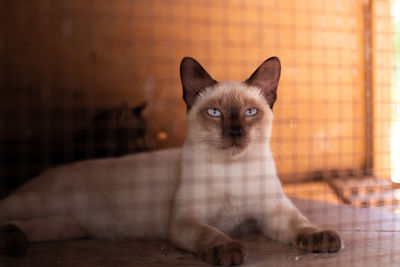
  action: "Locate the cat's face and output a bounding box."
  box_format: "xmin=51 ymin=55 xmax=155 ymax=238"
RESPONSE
xmin=187 ymin=81 xmax=273 ymax=157
xmin=180 ymin=57 xmax=281 ymax=158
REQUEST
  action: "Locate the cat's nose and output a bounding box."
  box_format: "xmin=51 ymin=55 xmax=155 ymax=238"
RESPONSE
xmin=229 ymin=126 xmax=243 ymax=137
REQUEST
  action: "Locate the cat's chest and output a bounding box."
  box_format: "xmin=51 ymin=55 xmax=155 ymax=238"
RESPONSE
xmin=175 ymin=157 xmax=284 ymax=223
xmin=179 ymin=159 xmax=280 ymax=206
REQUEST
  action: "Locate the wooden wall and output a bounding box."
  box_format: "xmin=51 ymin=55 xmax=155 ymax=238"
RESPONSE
xmin=372 ymin=0 xmax=394 ymax=180
xmin=1 ymin=0 xmax=369 ymax=187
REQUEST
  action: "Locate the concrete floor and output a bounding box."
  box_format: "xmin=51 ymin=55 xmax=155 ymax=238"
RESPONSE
xmin=1 ymin=198 xmax=400 ymax=267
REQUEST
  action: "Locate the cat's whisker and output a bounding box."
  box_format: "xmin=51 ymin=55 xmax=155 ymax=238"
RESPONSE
xmin=270 ymin=142 xmax=290 ymax=162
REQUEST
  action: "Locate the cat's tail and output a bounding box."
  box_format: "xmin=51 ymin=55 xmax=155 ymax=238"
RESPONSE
xmin=0 ymin=224 xmax=29 ymax=257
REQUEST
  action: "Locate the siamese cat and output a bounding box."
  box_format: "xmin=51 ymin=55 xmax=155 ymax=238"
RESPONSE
xmin=0 ymin=57 xmax=342 ymax=265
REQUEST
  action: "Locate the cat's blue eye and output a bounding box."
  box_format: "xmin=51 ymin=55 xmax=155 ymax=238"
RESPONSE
xmin=207 ymin=108 xmax=222 ymax=117
xmin=244 ymin=108 xmax=258 ymax=117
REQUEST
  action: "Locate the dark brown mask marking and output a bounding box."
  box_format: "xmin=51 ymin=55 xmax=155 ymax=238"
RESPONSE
xmin=244 ymin=57 xmax=281 ymax=109
xmin=180 ymin=57 xmax=217 ymax=110
xmin=221 ymin=106 xmax=248 ymax=148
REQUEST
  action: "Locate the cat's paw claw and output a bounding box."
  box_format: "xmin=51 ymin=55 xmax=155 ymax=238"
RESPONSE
xmin=296 ymin=230 xmax=342 ymax=253
xmin=202 ymin=240 xmax=246 ymax=266
xmin=0 ymin=224 xmax=29 ymax=257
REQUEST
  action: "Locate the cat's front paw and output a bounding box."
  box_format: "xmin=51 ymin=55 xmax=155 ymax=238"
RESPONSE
xmin=296 ymin=230 xmax=342 ymax=253
xmin=201 ymin=240 xmax=246 ymax=266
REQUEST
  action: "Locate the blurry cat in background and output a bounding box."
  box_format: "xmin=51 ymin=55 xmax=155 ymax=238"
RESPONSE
xmin=1 ymin=102 xmax=150 ymax=196
xmin=72 ymin=102 xmax=150 ymax=161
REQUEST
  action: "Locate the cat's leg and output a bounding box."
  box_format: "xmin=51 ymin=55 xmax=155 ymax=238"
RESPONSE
xmin=168 ymin=218 xmax=246 ymax=266
xmin=258 ymin=197 xmax=342 ymax=253
xmin=0 ymin=216 xmax=87 ymax=257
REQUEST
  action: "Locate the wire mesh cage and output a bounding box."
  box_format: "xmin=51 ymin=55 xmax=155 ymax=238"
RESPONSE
xmin=1 ymin=0 xmax=400 ymax=266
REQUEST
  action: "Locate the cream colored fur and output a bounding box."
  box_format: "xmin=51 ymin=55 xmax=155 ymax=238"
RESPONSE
xmin=0 ymin=149 xmax=181 ymax=241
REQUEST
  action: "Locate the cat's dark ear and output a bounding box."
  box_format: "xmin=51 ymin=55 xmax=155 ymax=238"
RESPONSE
xmin=131 ymin=102 xmax=146 ymax=117
xmin=180 ymin=57 xmax=217 ymax=110
xmin=244 ymin=57 xmax=281 ymax=109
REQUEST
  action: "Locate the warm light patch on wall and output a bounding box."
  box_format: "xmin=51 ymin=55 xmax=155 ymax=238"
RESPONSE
xmin=391 ymin=0 xmax=400 ymax=183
